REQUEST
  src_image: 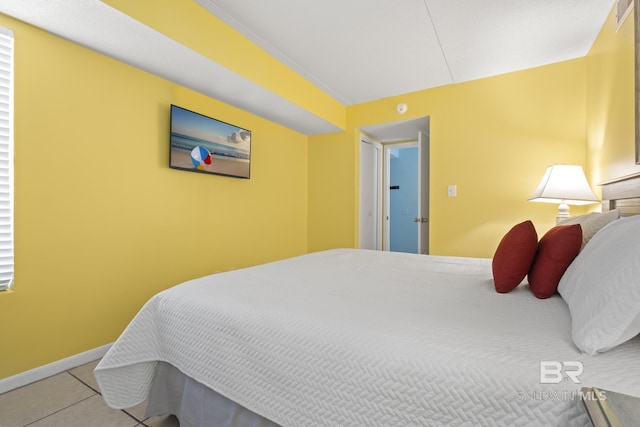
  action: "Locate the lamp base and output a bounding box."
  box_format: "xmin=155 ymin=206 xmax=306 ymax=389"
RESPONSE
xmin=556 ymin=202 xmax=571 ymax=225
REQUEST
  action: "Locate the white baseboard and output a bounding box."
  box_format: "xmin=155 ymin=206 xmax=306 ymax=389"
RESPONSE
xmin=0 ymin=343 xmax=112 ymax=394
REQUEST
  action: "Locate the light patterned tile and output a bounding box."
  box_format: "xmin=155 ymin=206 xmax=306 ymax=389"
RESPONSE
xmin=124 ymin=399 xmax=148 ymax=421
xmin=122 ymin=400 xmax=180 ymax=427
xmin=0 ymin=372 xmax=96 ymax=427
xmin=123 ymin=399 xmax=180 ymax=425
xmin=28 ymin=395 xmax=138 ymax=427
xmin=142 ymin=414 xmax=180 ymax=427
xmin=68 ymin=359 xmax=101 ymax=392
xmin=120 ymin=400 xmax=180 ymax=427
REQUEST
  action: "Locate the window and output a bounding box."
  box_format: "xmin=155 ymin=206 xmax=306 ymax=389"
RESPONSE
xmin=0 ymin=27 xmax=13 ymax=291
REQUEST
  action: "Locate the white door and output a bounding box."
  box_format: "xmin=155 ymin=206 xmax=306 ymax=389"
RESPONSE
xmin=359 ymin=137 xmax=382 ymax=250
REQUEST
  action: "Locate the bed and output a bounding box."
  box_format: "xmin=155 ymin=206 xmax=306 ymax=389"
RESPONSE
xmin=94 ymin=173 xmax=640 ymax=427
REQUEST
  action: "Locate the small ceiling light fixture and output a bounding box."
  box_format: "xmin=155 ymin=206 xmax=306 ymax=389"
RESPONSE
xmin=528 ymin=164 xmax=599 ymax=224
xmin=396 ymin=103 xmax=407 ymax=115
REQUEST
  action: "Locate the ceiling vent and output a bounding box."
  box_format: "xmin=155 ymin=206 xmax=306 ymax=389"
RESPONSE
xmin=616 ymin=0 xmax=634 ymax=30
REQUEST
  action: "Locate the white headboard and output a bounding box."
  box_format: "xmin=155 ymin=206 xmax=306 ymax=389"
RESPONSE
xmin=601 ymin=172 xmax=640 ymax=216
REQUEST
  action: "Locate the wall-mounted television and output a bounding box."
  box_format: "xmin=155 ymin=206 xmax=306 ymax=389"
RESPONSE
xmin=170 ymin=104 xmax=251 ymax=179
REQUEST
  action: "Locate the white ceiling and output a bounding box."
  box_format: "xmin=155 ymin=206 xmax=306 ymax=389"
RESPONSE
xmin=196 ymin=0 xmax=616 ymax=105
xmin=0 ymin=0 xmax=618 ymax=137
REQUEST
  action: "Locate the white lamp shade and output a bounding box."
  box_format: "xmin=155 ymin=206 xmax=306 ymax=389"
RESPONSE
xmin=528 ymin=165 xmax=599 ymax=205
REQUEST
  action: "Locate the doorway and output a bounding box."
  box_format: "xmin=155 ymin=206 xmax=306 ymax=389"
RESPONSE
xmin=387 ymin=144 xmax=419 ymax=253
xmin=359 ymin=117 xmax=430 ymax=254
xmin=383 ymin=131 xmax=429 ymax=254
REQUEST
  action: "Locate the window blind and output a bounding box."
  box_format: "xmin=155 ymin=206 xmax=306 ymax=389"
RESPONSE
xmin=0 ymin=28 xmax=14 ymax=291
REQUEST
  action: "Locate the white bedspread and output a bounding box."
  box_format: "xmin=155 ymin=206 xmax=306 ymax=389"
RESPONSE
xmin=95 ymin=249 xmax=640 ymax=426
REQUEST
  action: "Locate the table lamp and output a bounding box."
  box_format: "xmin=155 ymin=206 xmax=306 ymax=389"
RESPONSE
xmin=528 ymin=164 xmax=599 ymax=224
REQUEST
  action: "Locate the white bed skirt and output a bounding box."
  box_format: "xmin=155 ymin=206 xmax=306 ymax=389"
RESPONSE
xmin=147 ymin=361 xmax=280 ymax=427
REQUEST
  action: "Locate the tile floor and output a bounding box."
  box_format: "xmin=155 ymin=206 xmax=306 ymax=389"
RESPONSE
xmin=0 ymin=359 xmax=179 ymax=427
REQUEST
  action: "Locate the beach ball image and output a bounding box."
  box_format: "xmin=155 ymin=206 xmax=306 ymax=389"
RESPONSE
xmin=191 ymin=146 xmax=212 ymax=170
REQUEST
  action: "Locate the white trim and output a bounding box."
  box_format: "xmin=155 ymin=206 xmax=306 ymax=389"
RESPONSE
xmin=0 ymin=343 xmax=112 ymax=394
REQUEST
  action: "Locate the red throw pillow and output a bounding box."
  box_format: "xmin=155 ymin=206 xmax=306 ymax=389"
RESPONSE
xmin=528 ymin=224 xmax=582 ymax=299
xmin=492 ymin=220 xmax=538 ymax=293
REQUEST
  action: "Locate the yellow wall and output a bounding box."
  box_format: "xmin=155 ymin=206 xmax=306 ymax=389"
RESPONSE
xmin=0 ymin=15 xmax=309 ymax=379
xmin=307 ymin=129 xmax=357 ymax=252
xmin=310 ymin=59 xmax=589 ymax=257
xmin=586 ymin=5 xmax=640 ymax=185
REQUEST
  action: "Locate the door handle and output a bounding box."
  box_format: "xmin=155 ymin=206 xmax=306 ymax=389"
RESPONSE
xmin=413 ymin=217 xmax=428 ymax=223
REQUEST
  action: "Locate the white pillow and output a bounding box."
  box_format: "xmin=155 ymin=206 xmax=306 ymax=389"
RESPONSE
xmin=558 ymin=215 xmax=640 ymax=355
xmin=559 ymin=209 xmax=620 ymax=249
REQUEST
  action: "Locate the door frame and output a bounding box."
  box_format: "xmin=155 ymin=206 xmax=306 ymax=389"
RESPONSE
xmin=359 ymin=135 xmax=383 ymax=250
xmin=417 ymin=130 xmax=430 ymax=254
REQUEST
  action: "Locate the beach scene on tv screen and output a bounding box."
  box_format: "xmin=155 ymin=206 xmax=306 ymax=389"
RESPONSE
xmin=170 ymin=106 xmax=251 ymax=178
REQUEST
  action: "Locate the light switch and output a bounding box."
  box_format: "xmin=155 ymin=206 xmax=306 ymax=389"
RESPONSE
xmin=447 ymin=185 xmax=457 ymax=197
